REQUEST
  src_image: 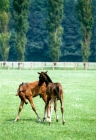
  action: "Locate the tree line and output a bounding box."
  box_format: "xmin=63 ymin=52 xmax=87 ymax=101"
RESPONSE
xmin=0 ymin=0 xmax=96 ymax=62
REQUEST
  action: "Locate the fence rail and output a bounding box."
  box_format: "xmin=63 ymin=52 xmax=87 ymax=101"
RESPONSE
xmin=0 ymin=61 xmax=96 ymax=70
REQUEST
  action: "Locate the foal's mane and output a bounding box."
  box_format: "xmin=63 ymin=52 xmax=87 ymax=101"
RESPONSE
xmin=43 ymin=72 xmax=52 ymax=83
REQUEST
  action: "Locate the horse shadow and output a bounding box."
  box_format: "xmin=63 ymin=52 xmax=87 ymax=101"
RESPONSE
xmin=6 ymin=118 xmax=40 ymax=123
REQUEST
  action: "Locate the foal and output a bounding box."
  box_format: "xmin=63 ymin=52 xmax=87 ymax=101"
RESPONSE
xmin=38 ymin=71 xmax=65 ymax=125
xmin=15 ymin=81 xmax=47 ymax=122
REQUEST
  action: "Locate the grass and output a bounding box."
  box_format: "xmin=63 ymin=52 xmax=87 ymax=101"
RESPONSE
xmin=0 ymin=70 xmax=96 ymax=140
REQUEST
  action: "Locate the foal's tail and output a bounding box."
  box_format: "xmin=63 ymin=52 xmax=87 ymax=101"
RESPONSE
xmin=54 ymin=86 xmax=60 ymax=100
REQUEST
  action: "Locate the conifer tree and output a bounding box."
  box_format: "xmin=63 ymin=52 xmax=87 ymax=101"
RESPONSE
xmin=76 ymin=0 xmax=94 ymax=62
xmin=90 ymin=0 xmax=96 ymax=62
xmin=13 ymin=0 xmax=30 ymax=61
xmin=0 ymin=0 xmax=10 ymax=61
xmin=46 ymin=0 xmax=64 ymax=62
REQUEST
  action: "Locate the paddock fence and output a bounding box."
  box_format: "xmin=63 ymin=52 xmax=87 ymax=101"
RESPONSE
xmin=0 ymin=61 xmax=96 ymax=70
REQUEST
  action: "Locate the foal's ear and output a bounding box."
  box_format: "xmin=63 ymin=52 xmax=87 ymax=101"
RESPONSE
xmin=45 ymin=71 xmax=48 ymax=74
xmin=37 ymin=72 xmax=40 ymax=75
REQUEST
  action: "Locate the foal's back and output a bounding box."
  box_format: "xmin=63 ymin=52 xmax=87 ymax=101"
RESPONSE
xmin=17 ymin=81 xmax=46 ymax=99
xmin=28 ymin=81 xmax=46 ymax=97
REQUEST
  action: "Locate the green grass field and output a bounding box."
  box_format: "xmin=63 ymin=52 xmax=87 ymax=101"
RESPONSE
xmin=0 ymin=70 xmax=96 ymax=140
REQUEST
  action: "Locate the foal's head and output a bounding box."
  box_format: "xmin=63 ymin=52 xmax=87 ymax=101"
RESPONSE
xmin=38 ymin=71 xmax=52 ymax=86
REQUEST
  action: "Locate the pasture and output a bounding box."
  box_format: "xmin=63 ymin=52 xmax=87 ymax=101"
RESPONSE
xmin=0 ymin=69 xmax=96 ymax=140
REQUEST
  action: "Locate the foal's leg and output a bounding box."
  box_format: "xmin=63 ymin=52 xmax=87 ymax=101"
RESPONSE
xmin=15 ymin=100 xmax=24 ymax=122
xmin=43 ymin=98 xmax=50 ymax=122
xmin=60 ymin=98 xmax=65 ymax=124
xmin=43 ymin=99 xmax=54 ymax=125
xmin=19 ymin=92 xmax=28 ymax=104
xmin=28 ymin=97 xmax=41 ymax=122
xmin=49 ymin=100 xmax=54 ymax=117
xmin=54 ymin=99 xmax=59 ymax=122
xmin=47 ymin=99 xmax=54 ymax=125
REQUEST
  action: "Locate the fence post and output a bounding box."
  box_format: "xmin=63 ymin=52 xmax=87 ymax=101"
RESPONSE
xmin=30 ymin=62 xmax=32 ymax=70
xmin=83 ymin=62 xmax=88 ymax=70
xmin=23 ymin=62 xmax=24 ymax=69
xmin=74 ymin=62 xmax=77 ymax=70
xmin=64 ymin=62 xmax=65 ymax=69
xmin=12 ymin=63 xmax=14 ymax=69
xmin=41 ymin=62 xmax=44 ymax=70
xmin=18 ymin=62 xmax=21 ymax=70
xmin=52 ymin=63 xmax=53 ymax=70
xmin=8 ymin=62 xmax=10 ymax=70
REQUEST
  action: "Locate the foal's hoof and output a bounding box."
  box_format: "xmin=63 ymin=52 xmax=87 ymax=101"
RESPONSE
xmin=46 ymin=118 xmax=50 ymax=122
xmin=38 ymin=118 xmax=42 ymax=122
xmin=43 ymin=118 xmax=46 ymax=122
xmin=49 ymin=122 xmax=51 ymax=126
xmin=25 ymin=102 xmax=28 ymax=104
xmin=56 ymin=119 xmax=58 ymax=122
xmin=14 ymin=118 xmax=19 ymax=122
xmin=62 ymin=120 xmax=65 ymax=125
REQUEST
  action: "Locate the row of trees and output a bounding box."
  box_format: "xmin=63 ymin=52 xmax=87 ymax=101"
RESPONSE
xmin=0 ymin=0 xmax=96 ymax=62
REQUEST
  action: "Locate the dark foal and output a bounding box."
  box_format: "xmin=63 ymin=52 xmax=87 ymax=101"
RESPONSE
xmin=38 ymin=71 xmax=65 ymax=125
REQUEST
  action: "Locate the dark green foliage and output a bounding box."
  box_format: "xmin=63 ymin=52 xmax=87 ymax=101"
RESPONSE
xmin=8 ymin=30 xmax=17 ymax=61
xmin=76 ymin=0 xmax=94 ymax=62
xmin=0 ymin=0 xmax=10 ymax=12
xmin=62 ymin=0 xmax=82 ymax=62
xmin=90 ymin=0 xmax=96 ymax=62
xmin=26 ymin=0 xmax=49 ymax=61
xmin=46 ymin=0 xmax=64 ymax=62
xmin=1 ymin=0 xmax=96 ymax=62
xmin=0 ymin=0 xmax=10 ymax=61
xmin=13 ymin=0 xmax=30 ymax=61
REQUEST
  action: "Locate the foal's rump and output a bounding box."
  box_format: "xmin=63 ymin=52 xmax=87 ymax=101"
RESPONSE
xmin=47 ymin=82 xmax=63 ymax=100
xmin=53 ymin=85 xmax=60 ymax=100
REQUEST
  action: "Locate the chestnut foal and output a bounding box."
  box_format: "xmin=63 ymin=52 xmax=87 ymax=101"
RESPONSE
xmin=15 ymin=81 xmax=47 ymax=122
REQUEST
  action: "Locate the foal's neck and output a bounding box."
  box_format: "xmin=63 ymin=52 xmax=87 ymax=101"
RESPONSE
xmin=45 ymin=79 xmax=52 ymax=86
